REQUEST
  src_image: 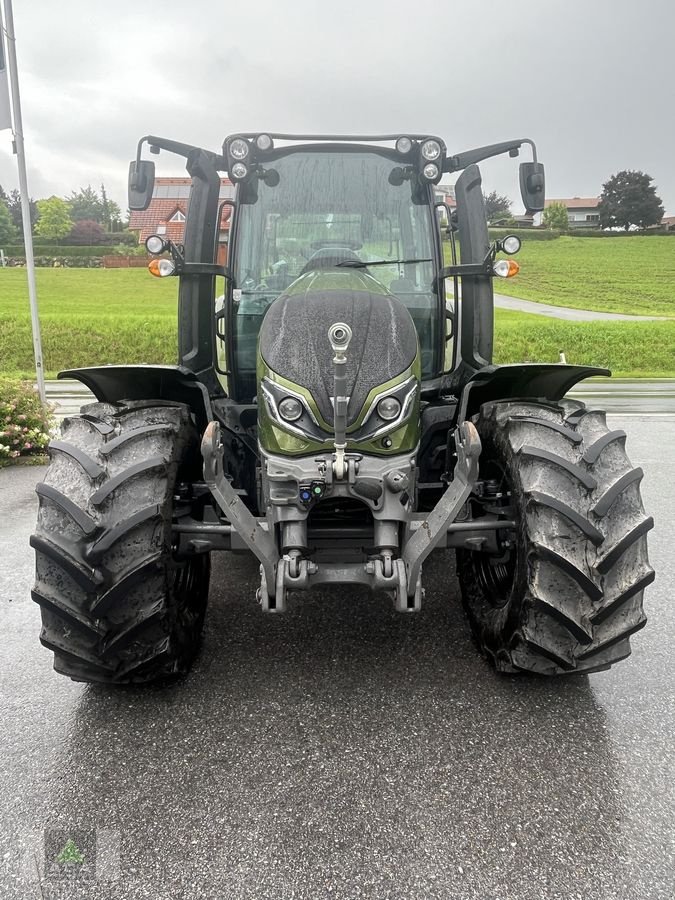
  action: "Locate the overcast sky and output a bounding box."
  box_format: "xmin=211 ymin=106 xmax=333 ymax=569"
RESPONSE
xmin=1 ymin=0 xmax=673 ymax=215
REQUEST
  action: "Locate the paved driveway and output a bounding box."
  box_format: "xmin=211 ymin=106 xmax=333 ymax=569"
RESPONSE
xmin=1 ymin=414 xmax=673 ymax=899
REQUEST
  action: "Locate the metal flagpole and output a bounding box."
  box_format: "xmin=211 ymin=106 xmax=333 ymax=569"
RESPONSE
xmin=1 ymin=0 xmax=45 ymax=403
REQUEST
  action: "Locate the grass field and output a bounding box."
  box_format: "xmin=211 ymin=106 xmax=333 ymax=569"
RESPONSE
xmin=487 ymin=235 xmax=675 ymax=315
xmin=1 ymin=269 xmax=178 ymax=378
xmin=493 ymin=310 xmax=675 ymax=378
xmin=1 ymin=265 xmax=674 ymax=379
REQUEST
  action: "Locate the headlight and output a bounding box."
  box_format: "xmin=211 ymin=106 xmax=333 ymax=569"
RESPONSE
xmin=229 ymin=138 xmax=249 ymax=160
xmin=278 ymin=397 xmax=304 ymax=422
xmin=423 ymin=163 xmax=439 ymax=180
xmin=421 ymin=140 xmax=441 ymax=161
xmin=377 ymin=396 xmax=402 ymax=421
xmin=231 ymin=162 xmax=248 ymax=180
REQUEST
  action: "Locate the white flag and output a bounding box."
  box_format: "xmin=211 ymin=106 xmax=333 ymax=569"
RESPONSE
xmin=0 ymin=14 xmax=12 ymax=130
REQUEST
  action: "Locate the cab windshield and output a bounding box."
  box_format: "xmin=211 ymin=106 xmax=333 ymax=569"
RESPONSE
xmin=231 ymin=149 xmax=441 ymax=382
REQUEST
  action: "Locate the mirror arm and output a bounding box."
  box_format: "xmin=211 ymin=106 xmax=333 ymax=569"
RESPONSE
xmin=434 ymin=246 xmax=496 ymax=292
xmin=135 ymin=135 xmax=227 ymax=171
xmin=444 ymin=138 xmax=538 ymax=173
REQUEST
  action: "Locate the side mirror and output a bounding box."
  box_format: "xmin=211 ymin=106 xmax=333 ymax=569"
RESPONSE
xmin=519 ymin=161 xmax=545 ymax=212
xmin=128 ymin=160 xmax=155 ymax=211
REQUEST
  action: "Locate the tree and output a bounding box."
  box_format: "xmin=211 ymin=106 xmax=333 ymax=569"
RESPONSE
xmin=68 ymin=184 xmax=123 ymax=230
xmin=483 ymin=190 xmax=512 ymax=224
xmin=68 ymin=218 xmax=106 ymax=245
xmin=599 ymin=170 xmax=664 ymax=231
xmin=0 ymin=185 xmax=38 ymax=232
xmin=8 ymin=189 xmax=39 ymax=232
xmin=100 ymin=183 xmax=123 ymax=231
xmin=68 ymin=185 xmax=105 ymax=223
xmin=35 ymin=196 xmax=73 ymax=241
xmin=0 ymin=199 xmax=19 ymax=245
xmin=542 ymin=202 xmax=569 ymax=231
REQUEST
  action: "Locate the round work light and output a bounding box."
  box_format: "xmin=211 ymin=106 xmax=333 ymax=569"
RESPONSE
xmin=256 ymin=133 xmax=273 ymax=151
xmin=502 ymin=235 xmax=522 ymax=255
xmin=229 ymin=138 xmax=250 ymax=160
xmin=145 ymin=234 xmax=167 ymax=255
xmin=421 ymin=140 xmax=441 ymax=161
xmin=396 ymin=136 xmax=413 ymax=154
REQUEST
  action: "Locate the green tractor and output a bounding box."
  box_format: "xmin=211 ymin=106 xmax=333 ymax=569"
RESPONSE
xmin=32 ymin=132 xmax=654 ymax=682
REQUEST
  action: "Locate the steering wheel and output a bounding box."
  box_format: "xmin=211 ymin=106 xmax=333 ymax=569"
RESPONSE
xmin=300 ymin=245 xmax=362 ymax=275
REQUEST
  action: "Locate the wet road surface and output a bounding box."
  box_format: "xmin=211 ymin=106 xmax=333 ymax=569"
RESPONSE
xmin=1 ymin=413 xmax=673 ymax=899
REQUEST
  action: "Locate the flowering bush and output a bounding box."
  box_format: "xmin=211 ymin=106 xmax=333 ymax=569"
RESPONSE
xmin=0 ymin=378 xmax=54 ymax=465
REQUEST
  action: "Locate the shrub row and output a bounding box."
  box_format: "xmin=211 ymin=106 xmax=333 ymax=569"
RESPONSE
xmin=2 ymin=244 xmax=122 ymax=257
xmin=570 ymin=228 xmax=675 ymax=238
xmin=488 ymin=228 xmax=562 ymax=241
xmin=3 ymin=256 xmax=104 ymax=268
xmin=4 ymin=231 xmax=138 ymax=249
xmin=443 ymin=228 xmax=562 ymax=244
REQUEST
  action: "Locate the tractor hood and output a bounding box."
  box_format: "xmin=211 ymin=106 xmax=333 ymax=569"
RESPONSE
xmin=257 ymin=268 xmax=419 ymax=428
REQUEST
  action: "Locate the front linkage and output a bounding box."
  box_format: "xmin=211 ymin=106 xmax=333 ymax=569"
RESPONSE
xmin=201 ymin=413 xmax=482 ymax=614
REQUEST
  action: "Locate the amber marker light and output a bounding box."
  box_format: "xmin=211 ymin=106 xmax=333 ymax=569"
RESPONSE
xmin=148 ymin=258 xmax=176 ymax=278
xmin=493 ymin=259 xmax=520 ymax=278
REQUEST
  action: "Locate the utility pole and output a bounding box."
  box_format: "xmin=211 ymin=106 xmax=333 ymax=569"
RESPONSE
xmin=1 ymin=0 xmax=45 ymax=403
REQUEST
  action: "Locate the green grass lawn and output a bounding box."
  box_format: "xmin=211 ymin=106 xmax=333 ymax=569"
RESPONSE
xmin=1 ymin=269 xmax=179 ymax=378
xmin=494 ymin=310 xmax=675 ymax=378
xmin=486 ymin=235 xmax=675 ymax=315
xmin=1 ymin=265 xmax=674 ymax=379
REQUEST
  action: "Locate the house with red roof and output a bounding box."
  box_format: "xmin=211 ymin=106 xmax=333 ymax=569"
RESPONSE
xmin=128 ymin=177 xmax=235 ymax=249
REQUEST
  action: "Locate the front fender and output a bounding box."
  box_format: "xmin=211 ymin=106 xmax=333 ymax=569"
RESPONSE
xmin=457 ymin=363 xmax=610 ymax=420
xmin=58 ymin=364 xmax=214 ymax=430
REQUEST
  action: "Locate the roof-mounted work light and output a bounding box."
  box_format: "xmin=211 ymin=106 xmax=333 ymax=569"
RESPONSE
xmin=418 ymin=137 xmax=445 ymax=184
xmin=226 ymin=136 xmax=255 ymax=182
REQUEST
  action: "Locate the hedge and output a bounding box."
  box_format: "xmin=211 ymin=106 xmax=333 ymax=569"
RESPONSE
xmin=570 ymin=228 xmax=675 ymax=238
xmin=488 ymin=228 xmax=562 ymax=241
xmin=2 ymin=231 xmax=138 ymax=251
xmin=443 ymin=228 xmax=562 ymax=244
xmin=2 ymin=244 xmax=121 ymax=257
xmin=4 ymin=256 xmax=104 ymax=267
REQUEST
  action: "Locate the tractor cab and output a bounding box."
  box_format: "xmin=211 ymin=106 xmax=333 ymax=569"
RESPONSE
xmin=226 ymin=139 xmax=445 ymax=400
xmin=126 ymin=132 xmax=546 ymax=410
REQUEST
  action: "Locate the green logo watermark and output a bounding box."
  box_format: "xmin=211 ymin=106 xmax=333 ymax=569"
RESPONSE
xmin=55 ymin=838 xmax=85 ymax=867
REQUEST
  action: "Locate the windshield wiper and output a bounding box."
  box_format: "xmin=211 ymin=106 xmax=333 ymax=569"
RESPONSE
xmin=335 ymin=257 xmax=432 ymax=268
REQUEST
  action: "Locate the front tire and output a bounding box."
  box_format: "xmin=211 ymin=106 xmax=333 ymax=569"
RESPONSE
xmin=31 ymin=400 xmax=210 ymax=684
xmin=456 ymin=399 xmax=654 ymax=675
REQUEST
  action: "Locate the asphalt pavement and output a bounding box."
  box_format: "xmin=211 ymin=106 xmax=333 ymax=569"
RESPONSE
xmin=1 ymin=410 xmax=673 ymax=899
